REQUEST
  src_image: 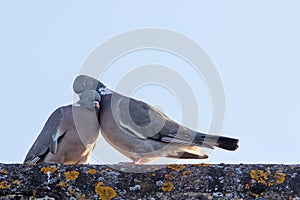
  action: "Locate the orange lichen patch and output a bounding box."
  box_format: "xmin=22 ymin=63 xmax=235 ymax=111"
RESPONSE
xmin=182 ymin=170 xmax=191 ymax=176
xmin=151 ymin=173 xmax=156 ymax=176
xmin=250 ymin=169 xmax=268 ymax=185
xmin=96 ymin=182 xmax=105 ymax=187
xmin=95 ymin=182 xmax=117 ymax=200
xmin=192 ymin=163 xmax=213 ymax=167
xmin=164 ymin=174 xmax=173 ymax=181
xmin=249 ymin=191 xmax=263 ymax=198
xmin=250 ymin=170 xmax=268 ymax=180
xmin=80 ymin=194 xmax=86 ymax=199
xmin=0 ymin=181 xmax=11 ymax=189
xmin=58 ymin=181 xmax=69 ymax=188
xmin=244 ymin=184 xmax=250 ymax=190
xmin=0 ymin=169 xmax=9 ymax=174
xmin=97 ymin=186 xmax=117 ymax=200
xmin=161 ymin=181 xmax=174 ymax=192
xmin=166 ymin=164 xmax=186 ymax=171
xmin=65 ymin=170 xmax=79 ymax=181
xmin=250 ymin=169 xmax=286 ymax=187
xmin=87 ymin=169 xmax=97 ymax=174
xmin=12 ymin=179 xmax=21 ymax=185
xmin=68 ymin=188 xmax=75 ymax=195
xmin=40 ymin=166 xmax=58 ymax=174
xmin=258 ymin=179 xmax=267 ymax=185
xmin=274 ymin=170 xmax=286 ymax=184
xmin=267 ymin=181 xmax=275 ymax=187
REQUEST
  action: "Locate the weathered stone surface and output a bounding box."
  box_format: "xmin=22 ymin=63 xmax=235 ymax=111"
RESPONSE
xmin=0 ymin=163 xmax=299 ymax=199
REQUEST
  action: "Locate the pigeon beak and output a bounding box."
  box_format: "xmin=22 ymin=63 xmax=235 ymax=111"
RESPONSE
xmin=94 ymin=101 xmax=100 ymax=109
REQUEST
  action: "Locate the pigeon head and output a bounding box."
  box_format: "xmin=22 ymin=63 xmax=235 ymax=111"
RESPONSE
xmin=73 ymin=75 xmax=106 ymax=94
xmin=78 ymin=89 xmax=101 ymax=110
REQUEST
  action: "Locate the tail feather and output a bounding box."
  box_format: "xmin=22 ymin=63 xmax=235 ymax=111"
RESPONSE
xmin=194 ymin=132 xmax=239 ymax=151
xmin=215 ymin=136 xmax=239 ymax=151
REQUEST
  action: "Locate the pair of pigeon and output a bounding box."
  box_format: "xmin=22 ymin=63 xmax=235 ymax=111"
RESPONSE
xmin=24 ymin=75 xmax=239 ymax=164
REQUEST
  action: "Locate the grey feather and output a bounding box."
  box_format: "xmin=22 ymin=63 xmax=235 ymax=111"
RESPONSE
xmin=73 ymin=75 xmax=239 ymax=164
xmin=24 ymin=107 xmax=64 ymax=164
xmin=24 ymin=89 xmax=101 ymax=164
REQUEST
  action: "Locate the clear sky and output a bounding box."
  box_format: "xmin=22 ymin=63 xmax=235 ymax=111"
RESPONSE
xmin=1 ymin=1 xmax=300 ymax=164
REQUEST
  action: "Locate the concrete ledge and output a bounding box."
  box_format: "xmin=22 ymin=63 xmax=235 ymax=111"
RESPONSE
xmin=0 ymin=163 xmax=299 ymax=199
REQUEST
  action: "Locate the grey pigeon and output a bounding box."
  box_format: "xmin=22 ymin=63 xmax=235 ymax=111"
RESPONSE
xmin=24 ymin=90 xmax=101 ymax=164
xmin=73 ymin=75 xmax=239 ymax=164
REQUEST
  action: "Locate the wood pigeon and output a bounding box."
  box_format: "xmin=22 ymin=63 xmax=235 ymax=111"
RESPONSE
xmin=73 ymin=75 xmax=239 ymax=164
xmin=24 ymin=90 xmax=101 ymax=164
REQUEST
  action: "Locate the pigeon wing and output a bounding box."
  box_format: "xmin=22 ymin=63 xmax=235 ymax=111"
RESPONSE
xmin=23 ymin=107 xmax=66 ymax=164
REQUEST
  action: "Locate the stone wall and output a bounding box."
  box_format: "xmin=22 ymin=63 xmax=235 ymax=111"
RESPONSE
xmin=0 ymin=163 xmax=299 ymax=199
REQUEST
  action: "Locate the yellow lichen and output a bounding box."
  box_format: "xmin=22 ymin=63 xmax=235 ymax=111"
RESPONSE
xmin=65 ymin=170 xmax=79 ymax=181
xmin=250 ymin=169 xmax=269 ymax=185
xmin=1 ymin=169 xmax=9 ymax=174
xmin=40 ymin=166 xmax=58 ymax=174
xmin=80 ymin=194 xmax=86 ymax=199
xmin=250 ymin=169 xmax=286 ymax=187
xmin=58 ymin=181 xmax=69 ymax=188
xmin=267 ymin=181 xmax=275 ymax=186
xmin=0 ymin=181 xmax=11 ymax=189
xmin=247 ymin=168 xmax=286 ymax=197
xmin=274 ymin=170 xmax=286 ymax=184
xmin=250 ymin=170 xmax=268 ymax=180
xmin=87 ymin=169 xmax=97 ymax=174
xmin=151 ymin=173 xmax=156 ymax=176
xmin=249 ymin=191 xmax=263 ymax=198
xmin=182 ymin=170 xmax=191 ymax=176
xmin=68 ymin=188 xmax=75 ymax=195
xmin=244 ymin=184 xmax=250 ymax=190
xmin=96 ymin=182 xmax=105 ymax=187
xmin=164 ymin=174 xmax=173 ymax=181
xmin=258 ymin=179 xmax=267 ymax=185
xmin=194 ymin=178 xmax=201 ymax=183
xmin=161 ymin=182 xmax=174 ymax=192
xmin=95 ymin=182 xmax=117 ymax=200
xmin=166 ymin=164 xmax=186 ymax=171
xmin=12 ymin=180 xmax=21 ymax=185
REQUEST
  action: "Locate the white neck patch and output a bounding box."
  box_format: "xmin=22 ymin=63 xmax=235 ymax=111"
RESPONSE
xmin=98 ymin=87 xmax=113 ymax=95
xmin=73 ymin=102 xmax=81 ymax=107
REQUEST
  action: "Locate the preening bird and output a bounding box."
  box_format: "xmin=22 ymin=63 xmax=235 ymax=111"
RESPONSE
xmin=73 ymin=75 xmax=239 ymax=164
xmin=24 ymin=90 xmax=101 ymax=164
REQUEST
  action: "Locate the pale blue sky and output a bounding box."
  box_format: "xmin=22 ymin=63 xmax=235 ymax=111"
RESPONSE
xmin=1 ymin=1 xmax=300 ymax=164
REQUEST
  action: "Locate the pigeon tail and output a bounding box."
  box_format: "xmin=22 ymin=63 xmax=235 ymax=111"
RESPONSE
xmin=194 ymin=132 xmax=239 ymax=151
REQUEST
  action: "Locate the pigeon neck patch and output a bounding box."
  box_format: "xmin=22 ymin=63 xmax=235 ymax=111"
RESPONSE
xmin=73 ymin=103 xmax=81 ymax=107
xmin=98 ymin=87 xmax=113 ymax=96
